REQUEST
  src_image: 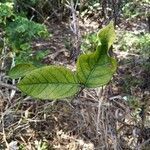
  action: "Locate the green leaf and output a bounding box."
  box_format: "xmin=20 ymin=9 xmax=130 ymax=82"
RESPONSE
xmin=77 ymin=49 xmax=117 ymax=88
xmin=97 ymin=21 xmax=116 ymax=50
xmin=17 ymin=66 xmax=80 ymax=100
xmin=77 ymin=22 xmax=117 ymax=88
xmin=9 ymin=63 xmax=37 ymax=79
xmin=0 ymin=2 xmax=13 ymax=20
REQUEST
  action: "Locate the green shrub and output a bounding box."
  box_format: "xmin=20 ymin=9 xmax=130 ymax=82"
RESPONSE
xmin=6 ymin=16 xmax=48 ymax=52
xmin=0 ymin=2 xmax=13 ymax=25
xmin=0 ymin=1 xmax=49 ymax=66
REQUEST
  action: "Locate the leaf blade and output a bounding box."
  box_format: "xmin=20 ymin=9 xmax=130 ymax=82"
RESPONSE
xmin=18 ymin=66 xmax=80 ymax=99
xmin=8 ymin=63 xmax=37 ymax=79
xmin=77 ymin=22 xmax=117 ymax=88
xmin=97 ymin=21 xmax=116 ymax=50
xmin=77 ymin=51 xmax=117 ymax=88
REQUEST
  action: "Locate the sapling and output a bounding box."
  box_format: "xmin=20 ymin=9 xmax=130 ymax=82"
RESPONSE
xmin=9 ymin=21 xmax=117 ymax=100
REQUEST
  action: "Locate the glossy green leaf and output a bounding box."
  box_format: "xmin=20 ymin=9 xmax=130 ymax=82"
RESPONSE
xmin=77 ymin=22 xmax=117 ymax=88
xmin=9 ymin=63 xmax=37 ymax=79
xmin=18 ymin=66 xmax=80 ymax=99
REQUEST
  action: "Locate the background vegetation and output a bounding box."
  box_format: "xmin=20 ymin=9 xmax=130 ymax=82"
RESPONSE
xmin=0 ymin=0 xmax=150 ymax=149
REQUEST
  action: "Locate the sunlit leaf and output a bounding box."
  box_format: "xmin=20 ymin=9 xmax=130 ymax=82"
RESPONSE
xmin=18 ymin=66 xmax=80 ymax=99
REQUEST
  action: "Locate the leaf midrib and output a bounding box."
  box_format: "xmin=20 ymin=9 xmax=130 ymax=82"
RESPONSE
xmin=84 ymin=53 xmax=110 ymax=86
xmin=19 ymin=82 xmax=80 ymax=86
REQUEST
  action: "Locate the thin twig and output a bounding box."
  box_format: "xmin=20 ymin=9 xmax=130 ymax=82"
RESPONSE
xmin=69 ymin=0 xmax=81 ymax=61
xmin=1 ymin=113 xmax=9 ymax=149
xmin=96 ymin=87 xmax=104 ymax=136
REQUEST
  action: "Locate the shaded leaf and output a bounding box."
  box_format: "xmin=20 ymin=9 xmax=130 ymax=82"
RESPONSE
xmin=97 ymin=21 xmax=116 ymax=50
xmin=18 ymin=66 xmax=80 ymax=99
xmin=77 ymin=22 xmax=117 ymax=88
xmin=9 ymin=63 xmax=37 ymax=79
xmin=77 ymin=49 xmax=117 ymax=88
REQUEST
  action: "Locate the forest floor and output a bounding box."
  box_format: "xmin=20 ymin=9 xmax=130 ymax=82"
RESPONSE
xmin=0 ymin=16 xmax=150 ymax=149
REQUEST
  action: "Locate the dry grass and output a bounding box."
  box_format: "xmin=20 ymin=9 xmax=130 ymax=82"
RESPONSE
xmin=0 ymin=80 xmax=149 ymax=149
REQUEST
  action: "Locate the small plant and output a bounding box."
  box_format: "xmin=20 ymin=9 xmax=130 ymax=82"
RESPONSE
xmin=9 ymin=22 xmax=117 ymax=100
